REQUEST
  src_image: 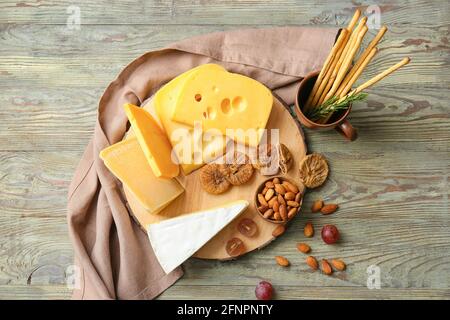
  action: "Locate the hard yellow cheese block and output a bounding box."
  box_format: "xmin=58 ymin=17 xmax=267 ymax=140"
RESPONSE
xmin=124 ymin=103 xmax=179 ymax=179
xmin=153 ymin=64 xmax=230 ymax=175
xmin=170 ymin=65 xmax=273 ymax=147
xmin=99 ymin=137 xmax=184 ymax=214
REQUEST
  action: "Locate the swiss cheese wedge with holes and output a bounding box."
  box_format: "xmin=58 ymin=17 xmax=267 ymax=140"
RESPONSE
xmin=170 ymin=65 xmax=273 ymax=147
xmin=153 ymin=64 xmax=230 ymax=175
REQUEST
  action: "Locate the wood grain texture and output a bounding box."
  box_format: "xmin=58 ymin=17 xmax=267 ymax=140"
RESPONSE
xmin=0 ymin=0 xmax=449 ymax=299
xmin=0 ymin=0 xmax=448 ymax=26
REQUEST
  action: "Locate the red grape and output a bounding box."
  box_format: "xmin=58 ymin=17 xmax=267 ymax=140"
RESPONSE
xmin=255 ymin=281 xmax=273 ymax=300
xmin=321 ymin=225 xmax=340 ymax=244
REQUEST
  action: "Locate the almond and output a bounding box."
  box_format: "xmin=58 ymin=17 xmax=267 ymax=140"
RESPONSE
xmin=279 ymin=204 xmax=287 ymax=221
xmin=306 ymin=256 xmax=318 ymax=270
xmin=287 ymin=207 xmax=297 ymax=219
xmin=265 ymin=188 xmax=275 ymax=201
xmin=274 ymin=184 xmax=286 ymax=195
xmin=295 ymin=192 xmax=302 ymax=203
xmin=304 ymin=222 xmax=314 ymax=238
xmin=265 ymin=181 xmax=275 ymax=188
xmin=284 ymin=192 xmax=296 ymax=200
xmin=272 ymin=225 xmax=286 ymax=237
xmin=321 ymin=259 xmax=333 ymax=275
xmin=257 ymin=205 xmax=268 ymax=213
xmin=273 ymin=211 xmax=281 ymax=220
xmin=283 ymin=181 xmax=299 ymax=193
xmin=287 ymin=200 xmax=299 ymax=207
xmin=268 ymin=196 xmax=277 ymax=208
xmin=275 ymin=256 xmax=290 ymax=267
xmin=273 ymin=177 xmax=280 ymax=184
xmin=262 ymin=187 xmax=268 ymax=195
xmin=297 ymin=243 xmax=311 ymax=253
xmin=321 ymin=203 xmax=339 ymax=215
xmin=311 ymin=199 xmax=323 ymax=213
xmin=273 ymin=200 xmax=280 ymax=212
xmin=258 ymin=194 xmax=268 ymax=206
xmin=277 ymin=194 xmax=286 ymax=206
xmin=331 ymin=259 xmax=346 ymax=271
xmin=263 ymin=209 xmax=274 ymax=219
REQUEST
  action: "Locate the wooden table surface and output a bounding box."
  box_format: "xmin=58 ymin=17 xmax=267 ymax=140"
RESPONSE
xmin=1 ymin=0 xmax=449 ymax=300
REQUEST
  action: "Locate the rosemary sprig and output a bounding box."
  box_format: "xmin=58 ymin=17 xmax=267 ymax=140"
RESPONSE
xmin=306 ymin=92 xmax=368 ymax=122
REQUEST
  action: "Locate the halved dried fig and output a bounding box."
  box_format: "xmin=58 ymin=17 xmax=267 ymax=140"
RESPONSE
xmin=298 ymin=153 xmax=329 ymax=188
xmin=252 ymin=144 xmax=279 ymax=176
xmin=237 ymin=218 xmax=258 ymax=238
xmin=277 ymin=143 xmax=293 ymax=174
xmin=199 ymin=163 xmax=231 ymax=194
xmin=226 ymin=237 xmax=245 ymax=257
xmin=220 ymin=152 xmax=254 ymax=186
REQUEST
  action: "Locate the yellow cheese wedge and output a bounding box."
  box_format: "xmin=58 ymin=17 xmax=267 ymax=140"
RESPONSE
xmin=99 ymin=137 xmax=184 ymax=214
xmin=124 ymin=103 xmax=179 ymax=179
xmin=170 ymin=66 xmax=273 ymax=147
xmin=153 ymin=64 xmax=230 ymax=175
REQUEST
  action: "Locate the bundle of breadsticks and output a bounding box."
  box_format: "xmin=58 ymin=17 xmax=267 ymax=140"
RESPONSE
xmin=304 ymin=9 xmax=411 ymax=123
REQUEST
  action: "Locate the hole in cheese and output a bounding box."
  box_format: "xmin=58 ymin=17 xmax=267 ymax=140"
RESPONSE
xmin=206 ymin=106 xmax=216 ymax=120
xmin=232 ymin=96 xmax=247 ymax=112
xmin=212 ymin=86 xmax=219 ymax=93
xmin=221 ymin=98 xmax=231 ymax=115
xmin=195 ymin=93 xmax=202 ymax=102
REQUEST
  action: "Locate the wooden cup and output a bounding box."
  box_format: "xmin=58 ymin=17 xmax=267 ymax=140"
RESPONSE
xmin=294 ymin=70 xmax=358 ymax=141
xmin=254 ymin=177 xmax=302 ymax=225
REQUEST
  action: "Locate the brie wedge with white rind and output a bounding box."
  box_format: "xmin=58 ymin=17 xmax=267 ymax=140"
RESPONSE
xmin=147 ymin=200 xmax=249 ymax=274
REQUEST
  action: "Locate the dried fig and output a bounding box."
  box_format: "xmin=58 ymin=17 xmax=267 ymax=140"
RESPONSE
xmin=199 ymin=163 xmax=231 ymax=194
xmin=252 ymin=144 xmax=279 ymax=175
xmin=221 ymin=152 xmax=254 ymax=186
xmin=298 ymin=153 xmax=329 ymax=188
xmin=277 ymin=143 xmax=293 ymax=174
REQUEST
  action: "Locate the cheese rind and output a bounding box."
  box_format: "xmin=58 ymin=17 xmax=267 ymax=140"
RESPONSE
xmin=147 ymin=200 xmax=249 ymax=274
xmin=124 ymin=103 xmax=179 ymax=179
xmin=170 ymin=66 xmax=273 ymax=147
xmin=99 ymin=137 xmax=184 ymax=213
xmin=153 ymin=64 xmax=229 ymax=175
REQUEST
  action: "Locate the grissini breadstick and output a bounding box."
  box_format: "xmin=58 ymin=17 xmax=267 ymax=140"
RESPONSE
xmin=341 ymin=16 xmax=367 ymax=63
xmin=333 ymin=57 xmax=411 ymax=106
xmin=315 ymin=17 xmax=367 ymax=106
xmin=354 ymin=57 xmax=411 ymax=93
xmin=318 ymin=25 xmax=369 ymax=124
xmin=338 ymin=26 xmax=387 ymax=94
xmin=311 ymin=13 xmax=367 ymax=107
xmin=304 ymin=29 xmax=349 ymax=110
xmin=308 ymin=10 xmax=360 ymax=109
xmin=337 ymin=47 xmax=378 ymax=98
xmin=310 ymin=31 xmax=350 ymax=107
xmin=347 ymin=9 xmax=361 ymax=31
xmin=314 ymin=32 xmax=356 ymax=106
xmin=319 ymin=24 xmax=368 ymax=106
xmin=316 ymin=57 xmax=410 ymax=125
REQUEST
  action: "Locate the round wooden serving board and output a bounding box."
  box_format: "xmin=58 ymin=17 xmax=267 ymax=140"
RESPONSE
xmin=124 ymin=96 xmax=307 ymax=260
